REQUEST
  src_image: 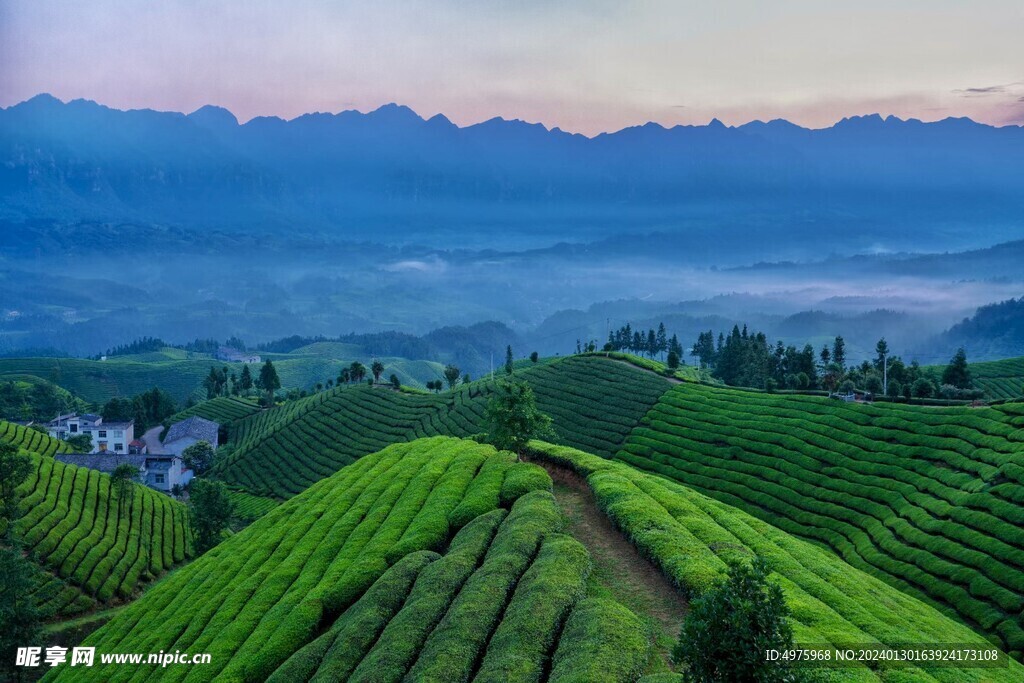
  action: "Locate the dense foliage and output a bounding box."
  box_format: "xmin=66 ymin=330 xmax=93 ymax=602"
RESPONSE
xmin=617 ymin=383 xmax=1024 ymax=656
xmin=0 ymin=374 xmax=86 ymax=422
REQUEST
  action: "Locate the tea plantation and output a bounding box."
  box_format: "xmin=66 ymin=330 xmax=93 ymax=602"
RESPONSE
xmin=618 ymin=382 xmax=1024 ymax=656
xmin=968 ymin=356 xmax=1024 ymax=400
xmin=527 ymin=441 xmax=1024 ymax=682
xmin=213 ymin=355 xmax=670 ymax=497
xmin=2 ymin=419 xmax=191 ymax=617
xmin=49 ymin=437 xmax=653 ymax=683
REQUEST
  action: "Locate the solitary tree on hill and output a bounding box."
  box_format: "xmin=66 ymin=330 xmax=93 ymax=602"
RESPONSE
xmin=505 ymin=345 xmax=514 ymax=375
xmin=349 ymin=362 xmax=367 ymax=383
xmin=390 ymin=374 xmax=401 ymax=389
xmin=111 ymin=463 xmax=139 ymax=505
xmin=371 ymin=360 xmax=385 ymax=383
xmin=674 ymin=557 xmax=806 ymax=682
xmin=530 ymin=351 xmax=539 ymax=363
xmin=484 ymin=380 xmax=554 ymax=453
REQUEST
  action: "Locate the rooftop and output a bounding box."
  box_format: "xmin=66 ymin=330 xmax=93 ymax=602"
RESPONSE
xmin=55 ymin=453 xmax=149 ymax=474
xmin=164 ymin=416 xmax=219 ymax=445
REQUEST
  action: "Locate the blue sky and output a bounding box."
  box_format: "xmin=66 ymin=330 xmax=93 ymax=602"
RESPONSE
xmin=2 ymin=0 xmax=1022 ymax=133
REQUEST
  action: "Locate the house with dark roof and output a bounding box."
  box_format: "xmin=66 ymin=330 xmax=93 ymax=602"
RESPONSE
xmin=47 ymin=412 xmax=135 ymax=454
xmin=163 ymin=416 xmax=220 ymax=456
xmin=53 ymin=452 xmax=192 ymax=493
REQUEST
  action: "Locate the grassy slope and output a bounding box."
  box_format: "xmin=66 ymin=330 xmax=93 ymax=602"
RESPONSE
xmin=213 ymin=355 xmax=671 ymax=497
xmin=529 ymin=441 xmax=1024 ymax=683
xmin=49 ymin=437 xmax=650 ymax=683
xmin=163 ymin=396 xmax=261 ymax=429
xmin=617 ymin=382 xmax=1024 ymax=656
xmin=1 ymin=419 xmax=192 ymax=618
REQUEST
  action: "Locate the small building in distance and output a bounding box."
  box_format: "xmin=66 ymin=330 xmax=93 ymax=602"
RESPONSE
xmin=163 ymin=416 xmax=220 ymax=456
xmin=215 ymin=346 xmax=261 ymax=364
xmin=129 ymin=439 xmax=147 ymax=455
xmin=53 ymin=452 xmax=192 ymax=494
xmin=47 ymin=412 xmax=135 ymax=454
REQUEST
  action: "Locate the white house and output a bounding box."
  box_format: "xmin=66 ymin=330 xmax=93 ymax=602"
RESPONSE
xmin=47 ymin=413 xmax=135 ymax=454
xmin=54 ymin=453 xmax=193 ymax=494
xmin=163 ymin=416 xmax=220 ymax=456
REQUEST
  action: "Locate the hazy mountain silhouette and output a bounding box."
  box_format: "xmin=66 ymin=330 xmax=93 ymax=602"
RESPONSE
xmin=2 ymin=94 xmax=1023 ymax=249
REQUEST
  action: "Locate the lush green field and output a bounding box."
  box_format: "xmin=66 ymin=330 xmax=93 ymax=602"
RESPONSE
xmin=528 ymin=441 xmax=1023 ymax=682
xmin=224 ymin=489 xmax=279 ymax=523
xmin=214 ymin=355 xmax=671 ymax=497
xmin=164 ymin=396 xmax=261 ymax=429
xmin=0 ymin=356 xmax=224 ymax=404
xmin=50 ymin=437 xmax=651 ymax=683
xmin=967 ymin=356 xmax=1024 ymax=400
xmin=0 ymin=418 xmax=71 ymax=456
xmin=1 ymin=420 xmax=192 ymax=617
xmin=617 ymin=383 xmax=1024 ymax=656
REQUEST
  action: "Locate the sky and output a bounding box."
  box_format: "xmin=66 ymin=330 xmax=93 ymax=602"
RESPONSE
xmin=2 ymin=0 xmax=1023 ymax=134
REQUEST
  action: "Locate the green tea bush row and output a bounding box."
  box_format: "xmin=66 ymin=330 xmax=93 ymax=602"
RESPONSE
xmin=11 ymin=451 xmax=189 ymax=616
xmin=528 ymin=441 xmax=1024 ymax=681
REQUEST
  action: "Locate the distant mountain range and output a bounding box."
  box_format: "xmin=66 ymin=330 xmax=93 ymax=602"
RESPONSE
xmin=3 ymin=94 xmax=1024 ymax=252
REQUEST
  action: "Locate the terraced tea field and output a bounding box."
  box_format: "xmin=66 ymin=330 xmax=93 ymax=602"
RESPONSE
xmin=50 ymin=437 xmax=652 ymax=683
xmin=1 ymin=419 xmax=71 ymax=456
xmin=2 ymin=420 xmax=192 ymax=617
xmin=164 ymin=396 xmax=261 ymax=428
xmin=618 ymin=383 xmax=1024 ymax=656
xmin=969 ymin=356 xmax=1024 ymax=400
xmin=528 ymin=441 xmax=1024 ymax=682
xmin=213 ymin=356 xmax=671 ymax=497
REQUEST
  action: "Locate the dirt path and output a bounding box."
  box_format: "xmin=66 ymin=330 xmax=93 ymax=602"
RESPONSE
xmin=532 ymin=459 xmax=688 ymax=674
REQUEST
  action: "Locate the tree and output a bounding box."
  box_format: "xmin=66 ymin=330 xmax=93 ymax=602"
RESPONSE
xmin=656 ymin=323 xmax=668 ymax=359
xmin=182 ymin=440 xmax=216 ymax=475
xmin=371 ymin=360 xmax=385 ymax=383
xmin=111 ymin=463 xmax=139 ymax=505
xmin=504 ymin=345 xmax=514 ymax=375
xmin=426 ymin=380 xmax=442 ymax=393
xmin=0 ymin=442 xmax=32 ymax=541
xmin=912 ymin=377 xmax=934 ymax=398
xmin=667 ymin=350 xmax=680 ymax=370
xmin=462 ymin=373 xmax=471 ymax=385
xmin=239 ymin=364 xmax=253 ymax=394
xmin=258 ymin=360 xmax=281 ymax=405
xmin=66 ymin=433 xmax=93 ymax=452
xmin=530 ymin=351 xmax=539 ymax=363
xmin=0 ymin=441 xmax=42 ymax=677
xmin=484 ymin=380 xmax=554 ymax=453
xmin=189 ymin=479 xmax=234 ymax=553
xmin=349 ymin=361 xmax=366 ymax=383
xmin=874 ymin=337 xmax=889 ymax=372
xmin=832 ymin=336 xmax=847 ymax=369
xmin=941 ymin=347 xmax=972 ymax=390
xmin=673 ymin=557 xmax=803 ymax=683
xmin=443 ymin=364 xmax=462 ymax=390
xmin=886 ymin=381 xmax=903 ymax=399
xmin=390 ymin=374 xmax=401 ymax=389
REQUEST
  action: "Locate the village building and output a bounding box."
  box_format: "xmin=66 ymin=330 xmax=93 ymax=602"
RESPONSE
xmin=215 ymin=346 xmax=262 ymax=364
xmin=53 ymin=452 xmax=193 ymax=494
xmin=47 ymin=412 xmax=135 ymax=454
xmin=162 ymin=416 xmax=220 ymax=456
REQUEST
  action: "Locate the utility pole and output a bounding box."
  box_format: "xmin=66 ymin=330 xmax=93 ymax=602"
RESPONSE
xmin=882 ymin=351 xmax=888 ymax=397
